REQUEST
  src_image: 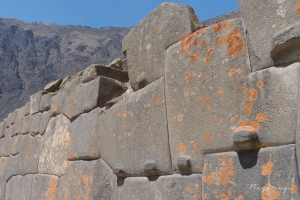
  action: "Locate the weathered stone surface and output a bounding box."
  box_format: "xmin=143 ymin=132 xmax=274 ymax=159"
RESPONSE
xmin=237 ymin=0 xmax=300 ymax=70
xmin=31 ymin=174 xmax=59 ymax=200
xmin=82 ymin=64 xmax=129 ymax=84
xmin=51 ymin=91 xmax=64 ymax=116
xmin=122 ymin=2 xmax=201 ymax=91
xmin=165 ymin=18 xmax=250 ymax=173
xmin=105 ymin=96 xmax=124 ymax=110
xmin=30 ymin=91 xmax=43 ymax=115
xmin=0 ymin=157 xmax=7 ymax=200
xmin=5 ymin=109 xmax=17 ymax=126
xmin=271 ymin=23 xmax=300 ymax=65
xmin=14 ymin=109 xmax=22 ymax=136
xmin=21 ymin=114 xmax=31 ymax=134
xmin=6 ymin=125 xmax=14 ymax=137
xmin=44 ymin=78 xmax=63 ymax=92
xmin=39 ymin=92 xmax=52 ymax=112
xmin=69 ymin=108 xmax=102 ymax=160
xmin=5 ymin=155 xmax=18 ymax=181
xmin=115 ymin=174 xmax=202 ymax=200
xmin=39 ymin=114 xmax=71 ymax=176
xmin=82 ymin=76 xmax=126 ymax=113
xmin=30 ymin=113 xmax=41 ymax=136
xmin=202 ymin=144 xmax=300 ymax=199
xmin=1 ymin=134 xmax=12 ymax=157
xmin=100 ymin=78 xmax=171 ymax=177
xmin=23 ymin=102 xmax=30 ymax=116
xmin=18 ymin=134 xmax=41 ymax=175
xmin=5 ymin=174 xmax=34 ymax=200
xmin=57 ymin=159 xmax=115 ymax=200
xmin=63 ymin=77 xmax=83 ymax=121
xmin=11 ymin=135 xmax=22 ymax=155
xmin=38 ymin=111 xmax=51 ymax=135
xmin=0 ymin=121 xmax=5 ymax=138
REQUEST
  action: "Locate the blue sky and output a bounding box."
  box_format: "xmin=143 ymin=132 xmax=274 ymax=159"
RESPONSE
xmin=0 ymin=0 xmax=238 ymax=28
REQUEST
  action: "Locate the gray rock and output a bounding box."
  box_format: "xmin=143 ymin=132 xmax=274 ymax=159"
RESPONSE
xmin=38 ymin=114 xmax=71 ymax=176
xmin=122 ymin=2 xmax=201 ymax=91
xmin=21 ymin=114 xmax=31 ymax=134
xmin=57 ymin=159 xmax=115 ymax=200
xmin=30 ymin=113 xmax=41 ymax=136
xmin=30 ymin=91 xmax=43 ymax=115
xmin=5 ymin=174 xmax=34 ymax=200
xmin=233 ymin=127 xmax=258 ymax=149
xmin=18 ymin=134 xmax=41 ymax=175
xmin=39 ymin=92 xmax=52 ymax=112
xmin=82 ymin=64 xmax=129 ymax=84
xmin=82 ymin=76 xmax=126 ymax=113
xmin=105 ymin=96 xmax=124 ymax=110
xmin=237 ymin=0 xmax=300 ymax=71
xmin=44 ymin=78 xmax=63 ymax=92
xmin=69 ymin=108 xmax=102 ymax=160
xmin=1 ymin=134 xmax=12 ymax=157
xmin=63 ymin=77 xmax=83 ymax=121
xmin=14 ymin=109 xmax=23 ymax=136
xmin=0 ymin=157 xmax=7 ymax=200
xmin=0 ymin=121 xmax=5 ymax=138
xmin=202 ymin=144 xmax=300 ymax=199
xmin=100 ymin=78 xmax=172 ymax=177
xmin=31 ymin=174 xmax=59 ymax=200
xmin=114 ymin=174 xmax=202 ymax=200
xmin=38 ymin=111 xmax=51 ymax=135
xmin=11 ymin=135 xmax=22 ymax=155
xmin=50 ymin=91 xmax=64 ymax=117
xmin=5 ymin=155 xmax=18 ymax=182
xmin=165 ymin=18 xmax=250 ymax=174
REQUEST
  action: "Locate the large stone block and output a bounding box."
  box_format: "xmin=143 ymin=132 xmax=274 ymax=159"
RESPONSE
xmin=165 ymin=18 xmax=251 ymax=173
xmin=5 ymin=109 xmax=17 ymax=126
xmin=82 ymin=76 xmax=126 ymax=113
xmin=237 ymin=0 xmax=300 ymax=70
xmin=1 ymin=134 xmax=12 ymax=157
xmin=5 ymin=155 xmax=18 ymax=182
xmin=0 ymin=121 xmax=5 ymax=138
xmin=11 ymin=135 xmax=22 ymax=155
xmin=39 ymin=92 xmax=52 ymax=112
xmin=38 ymin=114 xmax=71 ymax=176
xmin=202 ymin=144 xmax=300 ymax=199
xmin=51 ymin=91 xmax=64 ymax=116
xmin=115 ymin=174 xmax=202 ymax=200
xmin=30 ymin=113 xmax=41 ymax=136
xmin=82 ymin=64 xmax=129 ymax=83
xmin=31 ymin=174 xmax=59 ymax=200
xmin=69 ymin=108 xmax=102 ymax=160
xmin=100 ymin=78 xmax=172 ymax=177
xmin=30 ymin=91 xmax=43 ymax=115
xmin=122 ymin=2 xmax=201 ymax=91
xmin=57 ymin=159 xmax=115 ymax=200
xmin=0 ymin=157 xmax=7 ymax=200
xmin=39 ymin=111 xmax=51 ymax=135
xmin=14 ymin=109 xmax=23 ymax=136
xmin=44 ymin=78 xmax=62 ymax=92
xmin=18 ymin=134 xmax=41 ymax=175
xmin=5 ymin=174 xmax=33 ymax=200
xmin=21 ymin=114 xmax=31 ymax=134
xmin=63 ymin=77 xmax=83 ymax=121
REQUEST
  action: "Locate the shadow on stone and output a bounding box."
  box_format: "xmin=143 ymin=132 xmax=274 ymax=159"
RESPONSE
xmin=237 ymin=149 xmax=259 ymax=169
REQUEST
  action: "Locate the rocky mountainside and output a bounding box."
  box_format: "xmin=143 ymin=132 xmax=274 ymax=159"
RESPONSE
xmin=0 ymin=18 xmax=130 ymax=119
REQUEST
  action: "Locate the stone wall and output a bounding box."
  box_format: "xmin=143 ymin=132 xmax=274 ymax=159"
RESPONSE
xmin=1 ymin=1 xmax=300 ymax=199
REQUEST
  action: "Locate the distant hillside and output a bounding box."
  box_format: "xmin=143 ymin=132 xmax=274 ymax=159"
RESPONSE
xmin=0 ymin=18 xmax=130 ymax=119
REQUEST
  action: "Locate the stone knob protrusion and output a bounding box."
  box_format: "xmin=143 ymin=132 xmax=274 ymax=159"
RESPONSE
xmin=144 ymin=160 xmax=158 ymax=172
xmin=177 ymin=155 xmax=192 ymax=174
xmin=233 ymin=126 xmax=259 ymax=150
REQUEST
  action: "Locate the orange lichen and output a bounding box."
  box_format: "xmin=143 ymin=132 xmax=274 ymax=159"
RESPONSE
xmin=193 ymin=40 xmax=198 ymax=46
xmin=262 ymin=184 xmax=280 ymax=200
xmin=207 ymin=115 xmax=212 ymax=119
xmin=234 ymin=126 xmax=257 ymax=133
xmin=206 ymin=48 xmax=215 ymax=57
xmin=219 ymin=118 xmax=223 ymax=123
xmin=231 ymin=117 xmax=236 ymax=123
xmin=228 ymin=68 xmax=242 ymax=77
xmin=68 ymin=171 xmax=74 ymax=181
xmin=244 ymin=103 xmax=253 ymax=116
xmin=257 ymin=81 xmax=264 ymax=89
xmin=161 ymin=72 xmax=165 ymax=77
xmin=121 ymin=145 xmax=125 ymax=149
xmin=185 ymin=71 xmax=196 ymax=84
xmin=256 ymin=113 xmax=267 ymax=122
xmin=52 ymin=104 xmax=58 ymax=112
xmin=203 ymin=172 xmax=215 ymax=185
xmin=197 ymin=96 xmax=202 ymax=101
xmin=261 ymin=161 xmax=274 ymax=176
xmin=234 ymin=195 xmax=244 ymax=200
xmin=219 ymin=28 xmax=245 ymax=57
xmin=276 ymin=100 xmax=281 ymax=105
xmin=72 ymin=98 xmax=77 ymax=105
xmin=178 ymin=142 xmax=187 ymax=154
xmin=156 ymin=26 xmax=163 ymax=33
xmin=297 ymin=3 xmax=300 ymax=15
xmin=155 ymin=98 xmax=160 ymax=105
xmin=177 ymin=114 xmax=184 ymax=122
xmin=216 ymin=158 xmax=234 ymax=185
xmin=213 ymin=19 xmax=234 ymax=33
xmin=201 ymin=40 xmax=207 ymax=46
xmin=220 ymin=156 xmax=227 ymax=162
xmin=232 ymin=83 xmax=237 ymax=89
xmin=185 ymin=188 xmax=194 ymax=194
xmin=203 ymin=166 xmax=208 ymax=172
xmin=190 ymin=51 xmax=200 ymax=62
xmin=205 ymin=97 xmax=211 ymax=104
xmin=218 ymin=89 xmax=224 ymax=95
xmin=247 ymin=88 xmax=258 ymax=102
xmin=204 ymin=134 xmax=212 ymax=142
xmin=90 ymin=148 xmax=94 ymax=154
xmin=123 ymin=111 xmax=127 ymax=117
xmin=180 ymin=28 xmax=206 ymax=53
xmin=45 ymin=176 xmax=58 ymax=200
xmin=291 ymin=182 xmax=298 ymax=194
xmin=203 ymin=57 xmax=210 ymax=65
xmin=251 ymin=22 xmax=256 ymax=27
xmin=117 ymin=136 xmax=122 ymax=141
xmin=127 ymin=132 xmax=131 ymax=136
xmin=241 ymin=88 xmax=249 ymax=92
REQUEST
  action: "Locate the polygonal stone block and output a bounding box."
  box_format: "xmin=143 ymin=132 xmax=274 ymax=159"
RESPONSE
xmin=30 ymin=113 xmax=41 ymax=136
xmin=57 ymin=159 xmax=115 ymax=200
xmin=39 ymin=92 xmax=52 ymax=112
xmin=5 ymin=174 xmax=33 ymax=200
xmin=69 ymin=108 xmax=102 ymax=160
xmin=23 ymin=102 xmax=31 ymax=116
xmin=30 ymin=91 xmax=43 ymax=115
xmin=82 ymin=76 xmax=126 ymax=113
xmin=6 ymin=125 xmax=14 ymax=137
xmin=0 ymin=157 xmax=7 ymax=200
xmin=44 ymin=78 xmax=62 ymax=92
xmin=122 ymin=2 xmax=201 ymax=91
xmin=82 ymin=64 xmax=129 ymax=84
xmin=237 ymin=0 xmax=300 ymax=70
xmin=11 ymin=135 xmax=22 ymax=155
xmin=114 ymin=174 xmax=202 ymax=200
xmin=63 ymin=77 xmax=83 ymax=121
xmin=39 ymin=111 xmax=51 ymax=135
xmin=21 ymin=114 xmax=31 ymax=134
xmin=31 ymin=174 xmax=59 ymax=200
xmin=51 ymin=91 xmax=64 ymax=117
xmin=5 ymin=155 xmax=18 ymax=182
xmin=100 ymin=78 xmax=172 ymax=177
xmin=18 ymin=134 xmax=41 ymax=175
xmin=0 ymin=121 xmax=4 ymax=138
xmin=14 ymin=109 xmax=23 ymax=136
xmin=202 ymin=144 xmax=300 ymax=199
xmin=38 ymin=114 xmax=71 ymax=176
xmin=165 ymin=18 xmax=251 ymax=173
xmin=1 ymin=134 xmax=12 ymax=157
